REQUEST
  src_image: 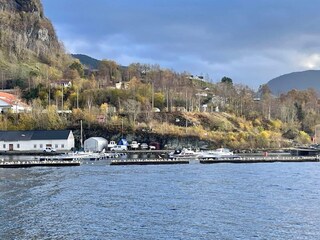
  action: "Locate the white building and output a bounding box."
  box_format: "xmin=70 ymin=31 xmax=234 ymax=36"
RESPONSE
xmin=0 ymin=130 xmax=75 ymax=152
xmin=84 ymin=137 xmax=108 ymax=152
xmin=0 ymin=92 xmax=31 ymax=113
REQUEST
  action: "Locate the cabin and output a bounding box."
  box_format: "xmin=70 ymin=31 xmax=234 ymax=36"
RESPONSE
xmin=0 ymin=130 xmax=75 ymax=152
xmin=84 ymin=137 xmax=108 ymax=152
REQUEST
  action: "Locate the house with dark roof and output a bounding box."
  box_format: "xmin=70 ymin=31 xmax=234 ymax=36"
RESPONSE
xmin=0 ymin=130 xmax=75 ymax=152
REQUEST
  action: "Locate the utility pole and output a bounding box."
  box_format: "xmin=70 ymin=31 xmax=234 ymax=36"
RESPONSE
xmin=47 ymin=67 xmax=50 ymax=106
xmin=80 ymin=120 xmax=83 ymax=149
xmin=166 ymin=89 xmax=169 ymax=111
xmin=48 ymin=85 xmax=51 ymax=106
xmin=151 ymin=82 xmax=154 ymax=110
xmin=185 ymin=90 xmax=188 ymax=112
xmin=61 ymin=86 xmax=64 ymax=110
xmin=76 ymin=88 xmax=79 ymax=109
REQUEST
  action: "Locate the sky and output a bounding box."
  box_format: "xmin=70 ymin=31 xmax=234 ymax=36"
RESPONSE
xmin=42 ymin=0 xmax=320 ymax=89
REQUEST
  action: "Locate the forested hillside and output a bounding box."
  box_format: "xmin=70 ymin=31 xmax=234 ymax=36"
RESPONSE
xmin=0 ymin=0 xmax=319 ymax=150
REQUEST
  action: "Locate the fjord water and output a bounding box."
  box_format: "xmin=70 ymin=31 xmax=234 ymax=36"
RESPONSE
xmin=1 ymin=163 xmax=320 ymax=240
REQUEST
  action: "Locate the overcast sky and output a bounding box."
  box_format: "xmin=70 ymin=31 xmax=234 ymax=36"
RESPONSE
xmin=42 ymin=0 xmax=320 ymax=89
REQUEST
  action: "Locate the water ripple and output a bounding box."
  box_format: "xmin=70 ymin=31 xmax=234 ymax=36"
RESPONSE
xmin=1 ymin=163 xmax=320 ymax=239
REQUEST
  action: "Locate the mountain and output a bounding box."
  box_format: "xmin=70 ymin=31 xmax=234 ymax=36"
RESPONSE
xmin=266 ymin=70 xmax=320 ymax=95
xmin=0 ymin=0 xmax=68 ymax=76
xmin=72 ymin=54 xmax=100 ymax=69
xmin=72 ymin=54 xmax=129 ymax=73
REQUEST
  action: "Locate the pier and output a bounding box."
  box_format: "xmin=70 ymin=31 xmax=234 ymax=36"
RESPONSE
xmin=110 ymin=155 xmax=320 ymax=165
xmin=199 ymin=155 xmax=320 ymax=164
xmin=0 ymin=160 xmax=81 ymax=168
xmin=110 ymin=158 xmax=189 ymax=165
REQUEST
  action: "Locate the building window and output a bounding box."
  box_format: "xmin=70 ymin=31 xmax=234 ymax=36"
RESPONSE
xmin=61 ymin=144 xmax=65 ymax=148
xmin=3 ymin=144 xmax=5 ymax=149
xmin=34 ymin=144 xmax=37 ymax=148
xmin=17 ymin=144 xmax=20 ymax=148
xmin=55 ymin=144 xmax=58 ymax=149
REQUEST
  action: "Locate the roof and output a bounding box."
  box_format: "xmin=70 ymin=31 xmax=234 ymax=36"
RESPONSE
xmin=85 ymin=137 xmax=107 ymax=142
xmin=118 ymin=138 xmax=128 ymax=145
xmin=0 ymin=130 xmax=72 ymax=141
xmin=0 ymin=92 xmax=17 ymax=105
xmin=0 ymin=92 xmax=30 ymax=109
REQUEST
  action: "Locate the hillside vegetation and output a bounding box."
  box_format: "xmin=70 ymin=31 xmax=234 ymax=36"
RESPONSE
xmin=0 ymin=0 xmax=318 ymax=150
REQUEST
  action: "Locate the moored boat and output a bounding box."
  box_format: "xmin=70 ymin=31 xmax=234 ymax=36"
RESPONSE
xmin=199 ymin=148 xmax=238 ymax=159
xmin=169 ymin=148 xmax=199 ymax=159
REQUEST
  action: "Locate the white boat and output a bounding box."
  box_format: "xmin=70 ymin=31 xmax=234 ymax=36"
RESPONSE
xmin=199 ymin=148 xmax=237 ymax=159
xmin=169 ymin=148 xmax=199 ymax=159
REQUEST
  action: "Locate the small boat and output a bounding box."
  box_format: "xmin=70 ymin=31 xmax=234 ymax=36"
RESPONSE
xmin=199 ymin=148 xmax=237 ymax=159
xmin=169 ymin=148 xmax=199 ymax=159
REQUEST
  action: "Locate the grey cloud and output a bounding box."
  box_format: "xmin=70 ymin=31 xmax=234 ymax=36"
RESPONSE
xmin=42 ymin=0 xmax=320 ymax=88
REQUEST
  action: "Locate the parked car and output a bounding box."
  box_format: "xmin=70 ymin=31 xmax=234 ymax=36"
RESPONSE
xmin=130 ymin=141 xmax=140 ymax=150
xmin=43 ymin=147 xmax=56 ymax=152
xmin=140 ymin=143 xmax=148 ymax=150
xmin=110 ymin=145 xmax=128 ymax=151
xmin=107 ymin=141 xmax=117 ymax=149
xmin=149 ymin=142 xmax=160 ymax=150
xmin=149 ymin=145 xmax=156 ymax=150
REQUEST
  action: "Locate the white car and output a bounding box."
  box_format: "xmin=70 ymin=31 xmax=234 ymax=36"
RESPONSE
xmin=43 ymin=147 xmax=56 ymax=152
xmin=110 ymin=145 xmax=127 ymax=151
xmin=130 ymin=141 xmax=140 ymax=150
xmin=149 ymin=145 xmax=156 ymax=150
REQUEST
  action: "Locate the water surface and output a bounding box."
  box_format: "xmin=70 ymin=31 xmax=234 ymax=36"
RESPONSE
xmin=1 ymin=162 xmax=320 ymax=239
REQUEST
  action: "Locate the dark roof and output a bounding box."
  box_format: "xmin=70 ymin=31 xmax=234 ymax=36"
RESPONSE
xmin=0 ymin=130 xmax=72 ymax=141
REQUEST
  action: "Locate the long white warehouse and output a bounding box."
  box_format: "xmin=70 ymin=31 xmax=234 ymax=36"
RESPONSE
xmin=0 ymin=130 xmax=75 ymax=152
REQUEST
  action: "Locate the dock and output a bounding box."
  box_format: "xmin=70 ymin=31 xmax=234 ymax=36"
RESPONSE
xmin=0 ymin=160 xmax=81 ymax=168
xmin=111 ymin=158 xmax=189 ymax=165
xmin=110 ymin=155 xmax=320 ymax=165
xmin=200 ymin=155 xmax=319 ymax=163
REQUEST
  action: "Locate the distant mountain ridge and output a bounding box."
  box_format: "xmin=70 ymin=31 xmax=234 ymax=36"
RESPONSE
xmin=267 ymin=70 xmax=320 ymax=94
xmin=72 ymin=54 xmax=100 ymax=69
xmin=72 ymin=54 xmax=128 ymax=72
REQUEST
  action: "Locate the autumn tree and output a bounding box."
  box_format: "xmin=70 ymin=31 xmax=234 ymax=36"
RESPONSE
xmin=98 ymin=60 xmax=120 ymax=87
xmin=69 ymin=60 xmax=84 ymax=77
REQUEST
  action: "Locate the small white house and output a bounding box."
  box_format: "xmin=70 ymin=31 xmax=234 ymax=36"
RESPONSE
xmin=84 ymin=137 xmax=108 ymax=152
xmin=0 ymin=130 xmax=75 ymax=152
xmin=0 ymin=92 xmax=31 ymax=113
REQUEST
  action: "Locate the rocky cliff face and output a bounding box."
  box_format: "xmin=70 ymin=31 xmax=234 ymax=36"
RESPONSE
xmin=0 ymin=0 xmax=63 ymax=64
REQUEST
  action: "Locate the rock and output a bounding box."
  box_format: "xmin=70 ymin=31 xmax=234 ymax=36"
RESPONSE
xmin=0 ymin=0 xmax=64 ymax=63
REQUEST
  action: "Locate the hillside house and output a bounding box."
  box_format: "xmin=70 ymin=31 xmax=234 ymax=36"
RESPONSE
xmin=0 ymin=130 xmax=75 ymax=152
xmin=0 ymin=92 xmax=31 ymax=113
xmin=50 ymin=80 xmax=72 ymax=88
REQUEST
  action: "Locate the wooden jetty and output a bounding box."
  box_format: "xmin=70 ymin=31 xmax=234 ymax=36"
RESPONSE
xmin=0 ymin=160 xmax=81 ymax=168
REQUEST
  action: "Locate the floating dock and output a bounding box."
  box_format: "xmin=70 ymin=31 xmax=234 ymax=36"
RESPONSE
xmin=0 ymin=160 xmax=81 ymax=168
xmin=111 ymin=158 xmax=189 ymax=165
xmin=110 ymin=156 xmax=320 ymax=165
xmin=200 ymin=155 xmax=319 ymax=164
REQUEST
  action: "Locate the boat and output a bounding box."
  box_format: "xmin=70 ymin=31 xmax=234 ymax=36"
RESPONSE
xmin=168 ymin=148 xmax=199 ymax=159
xmin=199 ymin=148 xmax=238 ymax=159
